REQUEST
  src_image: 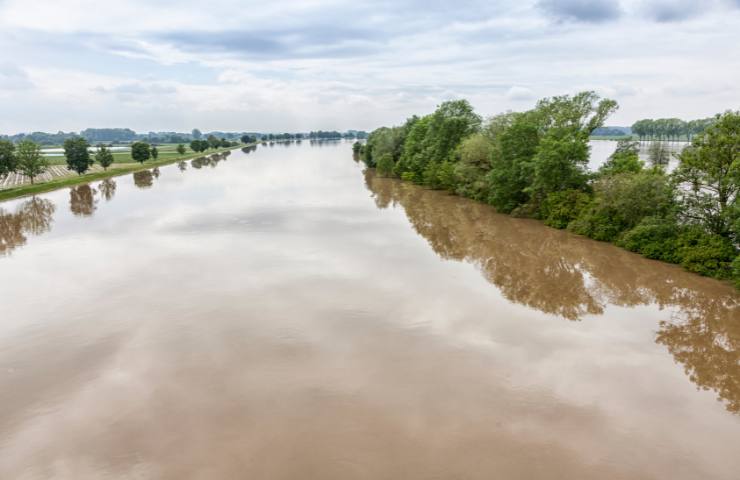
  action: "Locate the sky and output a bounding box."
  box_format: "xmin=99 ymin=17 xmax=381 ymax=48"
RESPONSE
xmin=1 ymin=0 xmax=739 ymax=134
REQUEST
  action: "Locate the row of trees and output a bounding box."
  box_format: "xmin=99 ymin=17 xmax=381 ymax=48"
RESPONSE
xmin=0 ymin=134 xmax=245 ymax=185
xmin=631 ymin=117 xmax=716 ymax=142
xmin=357 ymin=92 xmax=740 ymax=286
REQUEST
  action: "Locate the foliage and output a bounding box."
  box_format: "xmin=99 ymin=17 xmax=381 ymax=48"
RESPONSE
xmin=95 ymin=145 xmax=114 ymax=171
xmin=176 ymin=144 xmax=186 ymax=155
xmin=190 ymin=139 xmax=209 ymax=153
xmin=0 ymin=139 xmax=17 ymax=179
xmin=541 ymin=189 xmax=592 ymax=229
xmin=675 ymin=226 xmax=737 ymax=279
xmin=376 ymin=153 xmax=395 ymax=177
xmin=131 ymin=142 xmax=151 ymax=164
xmin=454 ymin=132 xmax=493 ymax=200
xmin=570 ymin=171 xmax=675 ymax=241
xmin=672 ymin=111 xmax=740 ymax=238
xmin=617 ymin=217 xmax=681 ymax=262
xmin=151 ymin=146 xmax=159 ymax=160
xmin=599 ymin=139 xmax=643 ymax=176
xmin=15 ymin=140 xmax=48 ymax=184
xmin=63 ymin=137 xmax=93 ymax=175
xmin=356 ymin=92 xmax=740 ymax=287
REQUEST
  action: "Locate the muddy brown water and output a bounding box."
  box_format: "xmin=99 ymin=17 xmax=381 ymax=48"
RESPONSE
xmin=0 ymin=141 xmax=738 ymax=479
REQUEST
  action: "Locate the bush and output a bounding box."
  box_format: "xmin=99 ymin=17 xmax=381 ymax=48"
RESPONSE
xmin=675 ymin=226 xmax=737 ymax=279
xmin=569 ymin=172 xmax=675 ymax=242
xmin=618 ymin=217 xmax=680 ymax=262
xmin=400 ymin=171 xmax=417 ymax=182
xmin=541 ymin=189 xmax=591 ymax=229
xmin=732 ymin=256 xmax=740 ymax=288
xmin=376 ymin=153 xmax=395 ymax=177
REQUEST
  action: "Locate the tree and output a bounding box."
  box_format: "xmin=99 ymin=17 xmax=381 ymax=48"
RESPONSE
xmin=207 ymin=135 xmax=220 ymax=149
xmin=0 ymin=139 xmax=17 ymax=179
xmin=454 ymin=132 xmax=493 ymax=200
xmin=673 ymin=111 xmax=740 ymax=237
xmin=131 ymin=142 xmax=151 ymax=164
xmin=529 ymin=91 xmax=618 ymax=209
xmin=599 ymin=139 xmax=643 ymax=176
xmin=63 ymin=137 xmax=92 ymax=175
xmin=95 ymin=145 xmax=114 ymax=171
xmin=191 ymin=128 xmax=202 ymax=140
xmin=176 ymin=144 xmax=186 ymax=155
xmin=570 ymin=171 xmax=676 ymax=242
xmin=151 ymin=146 xmax=159 ymax=160
xmin=16 ymin=140 xmax=48 ymax=184
xmin=648 ymin=141 xmax=670 ymax=169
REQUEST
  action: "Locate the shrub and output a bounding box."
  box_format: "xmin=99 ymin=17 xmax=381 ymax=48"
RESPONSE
xmin=675 ymin=226 xmax=737 ymax=279
xmin=541 ymin=189 xmax=591 ymax=229
xmin=376 ymin=153 xmax=395 ymax=177
xmin=618 ymin=217 xmax=680 ymax=262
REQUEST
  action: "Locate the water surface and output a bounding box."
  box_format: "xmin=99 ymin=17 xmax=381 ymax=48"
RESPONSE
xmin=0 ymin=142 xmax=738 ymax=479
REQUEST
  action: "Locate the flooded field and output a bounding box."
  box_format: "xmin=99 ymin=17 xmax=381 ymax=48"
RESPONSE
xmin=0 ymin=141 xmax=737 ymax=479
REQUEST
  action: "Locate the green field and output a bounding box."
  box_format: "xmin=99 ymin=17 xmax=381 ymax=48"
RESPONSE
xmin=43 ymin=144 xmax=193 ymax=165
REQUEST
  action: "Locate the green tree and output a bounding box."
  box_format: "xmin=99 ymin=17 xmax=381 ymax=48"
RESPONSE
xmin=63 ymin=137 xmax=92 ymax=175
xmin=376 ymin=153 xmax=395 ymax=177
xmin=207 ymin=135 xmax=220 ymax=149
xmin=486 ymin=111 xmax=539 ymax=213
xmin=571 ymin=171 xmax=675 ymax=242
xmin=673 ymin=111 xmax=740 ymax=237
xmin=16 ymin=140 xmax=48 ymax=185
xmin=176 ymin=144 xmax=186 ymax=155
xmin=454 ymin=132 xmax=493 ymax=200
xmin=131 ymin=142 xmax=151 ymax=164
xmin=95 ymin=145 xmax=114 ymax=171
xmin=529 ymin=91 xmax=618 ymax=210
xmin=191 ymin=128 xmax=202 ymax=140
xmin=599 ymin=139 xmax=643 ymax=176
xmin=151 ymin=146 xmax=159 ymax=160
xmin=0 ymin=139 xmax=17 ymax=179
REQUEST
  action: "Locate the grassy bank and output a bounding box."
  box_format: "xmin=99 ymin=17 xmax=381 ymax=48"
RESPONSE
xmin=0 ymin=144 xmax=247 ymax=202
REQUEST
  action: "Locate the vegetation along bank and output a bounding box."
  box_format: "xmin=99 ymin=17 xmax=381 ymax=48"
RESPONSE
xmin=354 ymin=91 xmax=740 ymax=288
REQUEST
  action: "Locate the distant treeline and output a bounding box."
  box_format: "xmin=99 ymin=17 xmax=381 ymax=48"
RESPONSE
xmin=591 ymin=126 xmax=631 ymax=136
xmin=0 ymin=128 xmax=369 ymax=145
xmin=355 ymin=91 xmax=740 ymax=287
xmin=631 ymin=117 xmax=715 ymax=142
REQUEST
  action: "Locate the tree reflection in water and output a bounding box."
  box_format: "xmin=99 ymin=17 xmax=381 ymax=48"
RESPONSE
xmin=69 ymin=184 xmax=98 ymax=217
xmin=98 ymin=179 xmax=117 ymax=202
xmin=133 ymin=170 xmax=154 ymax=188
xmin=364 ymin=169 xmax=740 ymax=414
xmin=177 ymin=161 xmax=188 ymax=172
xmin=0 ymin=197 xmax=55 ymax=256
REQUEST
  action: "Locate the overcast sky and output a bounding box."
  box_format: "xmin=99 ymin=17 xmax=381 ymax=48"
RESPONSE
xmin=1 ymin=0 xmax=739 ymax=134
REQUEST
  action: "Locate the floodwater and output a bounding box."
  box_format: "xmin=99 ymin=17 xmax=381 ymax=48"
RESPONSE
xmin=0 ymin=142 xmax=738 ymax=480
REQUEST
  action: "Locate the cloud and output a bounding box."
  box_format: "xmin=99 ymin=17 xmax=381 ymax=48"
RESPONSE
xmin=640 ymin=0 xmax=703 ymax=22
xmin=0 ymin=63 xmax=32 ymax=90
xmin=506 ymin=86 xmax=535 ymax=101
xmin=538 ymin=0 xmax=621 ymax=23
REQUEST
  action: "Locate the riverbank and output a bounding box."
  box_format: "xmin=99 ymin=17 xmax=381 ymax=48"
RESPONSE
xmin=0 ymin=144 xmax=249 ymax=202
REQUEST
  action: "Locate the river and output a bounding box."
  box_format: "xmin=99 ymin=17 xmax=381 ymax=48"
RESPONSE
xmin=0 ymin=141 xmax=737 ymax=479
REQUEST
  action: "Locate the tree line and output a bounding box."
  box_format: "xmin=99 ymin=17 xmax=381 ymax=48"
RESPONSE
xmin=1 ymin=128 xmax=369 ymax=146
xmin=355 ymin=91 xmax=740 ymax=287
xmin=631 ymin=117 xmax=715 ymax=142
xmin=0 ymin=135 xmax=245 ymax=185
